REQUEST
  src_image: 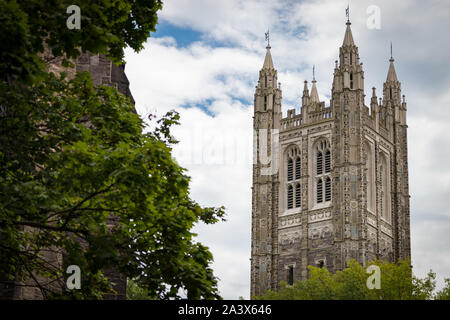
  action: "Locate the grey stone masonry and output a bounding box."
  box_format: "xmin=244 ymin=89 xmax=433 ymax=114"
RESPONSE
xmin=251 ymin=21 xmax=411 ymax=297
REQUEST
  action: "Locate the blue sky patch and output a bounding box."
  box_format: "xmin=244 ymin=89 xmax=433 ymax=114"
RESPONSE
xmin=153 ymin=20 xmax=203 ymax=47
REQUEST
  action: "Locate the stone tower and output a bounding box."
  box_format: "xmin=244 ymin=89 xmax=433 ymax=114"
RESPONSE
xmin=250 ymin=20 xmax=411 ymax=297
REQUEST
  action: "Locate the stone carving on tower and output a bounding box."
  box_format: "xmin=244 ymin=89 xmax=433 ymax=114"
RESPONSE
xmin=250 ymin=19 xmax=411 ymax=297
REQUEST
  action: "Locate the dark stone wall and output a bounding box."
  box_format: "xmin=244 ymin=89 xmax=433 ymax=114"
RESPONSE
xmin=76 ymin=52 xmax=135 ymax=106
xmin=0 ymin=275 xmax=15 ymax=300
xmin=76 ymin=52 xmax=133 ymax=300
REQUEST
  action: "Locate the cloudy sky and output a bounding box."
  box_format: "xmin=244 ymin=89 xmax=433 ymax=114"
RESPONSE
xmin=124 ymin=0 xmax=450 ymax=299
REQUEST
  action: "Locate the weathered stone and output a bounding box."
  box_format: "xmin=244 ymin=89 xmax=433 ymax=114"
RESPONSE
xmin=251 ymin=21 xmax=411 ymax=297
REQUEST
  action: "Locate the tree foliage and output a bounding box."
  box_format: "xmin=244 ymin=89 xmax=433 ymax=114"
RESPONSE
xmin=0 ymin=70 xmax=225 ymax=299
xmin=0 ymin=0 xmax=225 ymax=299
xmin=255 ymin=259 xmax=448 ymax=300
xmin=0 ymin=0 xmax=162 ymax=83
xmin=435 ymin=279 xmax=450 ymax=300
xmin=126 ymin=279 xmax=156 ymax=300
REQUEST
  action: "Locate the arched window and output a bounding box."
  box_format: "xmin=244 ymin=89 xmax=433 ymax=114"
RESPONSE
xmin=295 ymin=184 xmax=301 ymax=208
xmin=317 ymin=152 xmax=323 ymax=175
xmin=317 ymin=179 xmax=323 ymax=203
xmin=350 ymin=52 xmax=353 ymax=65
xmin=287 ymin=158 xmax=293 ymax=181
xmin=316 ymin=139 xmax=330 ymax=175
xmin=295 ymin=157 xmax=301 ymax=180
xmin=264 ymin=95 xmax=267 ymax=111
xmin=286 ymin=146 xmax=301 ymax=211
xmin=287 ymin=185 xmax=293 ymax=209
xmin=350 ymin=73 xmax=354 ymax=89
xmin=325 ymin=150 xmax=331 ymax=173
xmin=315 ymin=139 xmax=331 ymax=205
xmin=325 ymin=177 xmax=331 ymax=202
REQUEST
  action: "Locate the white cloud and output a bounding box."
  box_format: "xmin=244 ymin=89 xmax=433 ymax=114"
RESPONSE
xmin=124 ymin=38 xmax=260 ymax=118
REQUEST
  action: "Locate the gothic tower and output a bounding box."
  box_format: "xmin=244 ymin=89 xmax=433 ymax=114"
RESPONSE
xmin=251 ymin=43 xmax=282 ymax=295
xmin=250 ymin=20 xmax=411 ymax=297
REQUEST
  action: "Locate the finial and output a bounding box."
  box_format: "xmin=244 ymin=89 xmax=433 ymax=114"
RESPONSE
xmin=335 ymin=60 xmax=338 ymax=68
xmin=265 ymin=29 xmax=270 ymax=48
xmin=402 ymin=95 xmax=406 ymax=103
xmin=313 ymin=65 xmax=316 ymax=82
xmin=390 ymin=42 xmax=393 ymax=61
xmin=346 ymin=4 xmax=350 ymax=24
xmin=372 ymin=87 xmax=376 ymax=96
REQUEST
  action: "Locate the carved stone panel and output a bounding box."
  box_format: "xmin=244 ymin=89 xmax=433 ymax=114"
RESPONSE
xmin=279 ymin=214 xmax=301 ymax=229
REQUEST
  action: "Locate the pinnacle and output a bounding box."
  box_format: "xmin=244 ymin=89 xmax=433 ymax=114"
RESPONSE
xmin=342 ymin=22 xmax=355 ymax=46
xmin=262 ymin=45 xmax=274 ymax=69
xmin=303 ymin=80 xmax=309 ymax=96
xmin=386 ymin=58 xmax=398 ymax=82
xmin=310 ymin=79 xmax=320 ymax=103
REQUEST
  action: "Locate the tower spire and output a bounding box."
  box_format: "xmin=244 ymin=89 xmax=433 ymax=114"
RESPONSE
xmin=303 ymin=80 xmax=309 ymax=97
xmin=342 ymin=20 xmax=355 ymax=46
xmin=262 ymin=45 xmax=274 ymax=69
xmin=386 ymin=50 xmax=398 ymax=82
xmin=310 ymin=65 xmax=319 ymax=103
xmin=262 ymin=30 xmax=274 ymax=69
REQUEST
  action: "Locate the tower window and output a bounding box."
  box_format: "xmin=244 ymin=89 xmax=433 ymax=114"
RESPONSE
xmin=287 ymin=185 xmax=293 ymax=209
xmin=350 ymin=52 xmax=353 ymax=65
xmin=264 ymin=96 xmax=267 ymax=111
xmin=390 ymin=88 xmax=392 ymax=100
xmin=325 ymin=150 xmax=331 ymax=173
xmin=350 ymin=73 xmax=354 ymax=89
xmin=286 ymin=146 xmax=301 ymax=211
xmin=295 ymin=184 xmax=301 ymax=208
xmin=325 ymin=177 xmax=331 ymax=202
xmin=295 ymin=157 xmax=301 ymax=180
xmin=315 ymin=139 xmax=331 ymax=205
xmin=287 ymin=159 xmax=293 ymax=181
xmin=317 ymin=179 xmax=323 ymax=203
xmin=265 ymin=75 xmax=267 ymax=87
xmin=288 ymin=266 xmax=294 ymax=285
xmin=317 ymin=152 xmax=323 ymax=175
